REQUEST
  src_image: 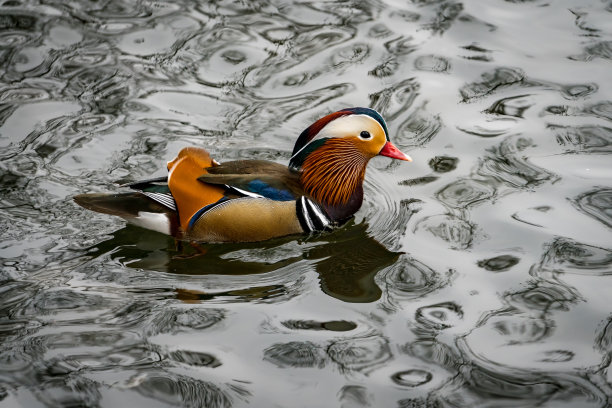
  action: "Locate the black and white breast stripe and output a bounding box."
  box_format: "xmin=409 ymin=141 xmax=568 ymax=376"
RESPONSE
xmin=142 ymin=191 xmax=177 ymax=211
xmin=296 ymin=196 xmax=332 ymax=233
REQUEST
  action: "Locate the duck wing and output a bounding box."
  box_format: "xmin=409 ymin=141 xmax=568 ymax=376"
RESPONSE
xmin=198 ymin=160 xmax=304 ymax=201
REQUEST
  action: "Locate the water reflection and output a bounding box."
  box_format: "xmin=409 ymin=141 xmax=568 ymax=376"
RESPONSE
xmin=87 ymin=222 xmax=400 ymax=303
xmin=1 ymin=0 xmax=612 ymax=406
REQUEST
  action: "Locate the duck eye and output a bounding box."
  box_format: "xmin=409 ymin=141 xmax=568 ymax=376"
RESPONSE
xmin=360 ymin=131 xmax=371 ymax=140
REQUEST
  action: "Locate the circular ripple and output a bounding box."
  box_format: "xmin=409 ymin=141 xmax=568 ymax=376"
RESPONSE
xmin=436 ymin=178 xmax=495 ymax=208
xmin=414 ymin=55 xmax=450 ymax=72
xmin=263 ymin=341 xmax=326 ymax=368
xmin=415 ymin=302 xmax=463 ymax=330
xmin=392 ymin=369 xmax=433 ymax=387
xmin=383 ymin=256 xmax=440 ymax=300
xmin=573 ymin=188 xmax=612 ymax=228
xmin=328 ymin=335 xmax=391 ymax=372
xmin=415 ymin=214 xmax=473 ymax=249
xmin=537 ymin=238 xmax=612 ymax=276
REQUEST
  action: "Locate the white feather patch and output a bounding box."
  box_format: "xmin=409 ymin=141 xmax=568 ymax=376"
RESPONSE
xmin=128 ymin=212 xmax=171 ymax=235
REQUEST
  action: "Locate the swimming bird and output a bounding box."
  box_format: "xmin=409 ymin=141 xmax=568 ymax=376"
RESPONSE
xmin=74 ymin=107 xmax=411 ymax=242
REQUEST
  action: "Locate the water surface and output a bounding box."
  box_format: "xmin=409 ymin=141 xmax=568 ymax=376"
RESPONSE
xmin=1 ymin=0 xmax=611 ymax=407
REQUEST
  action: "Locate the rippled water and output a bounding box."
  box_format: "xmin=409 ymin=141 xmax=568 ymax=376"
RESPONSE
xmin=0 ymin=0 xmax=611 ymax=406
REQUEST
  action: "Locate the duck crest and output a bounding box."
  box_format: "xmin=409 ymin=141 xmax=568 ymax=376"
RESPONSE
xmin=299 ymin=138 xmax=367 ymax=212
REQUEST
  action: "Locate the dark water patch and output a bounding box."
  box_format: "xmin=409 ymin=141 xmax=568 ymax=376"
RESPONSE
xmin=573 ymin=188 xmax=612 ymax=228
xmin=415 ymin=302 xmax=463 ymax=331
xmin=0 ymin=13 xmax=38 ymax=31
xmin=399 ymin=176 xmax=439 ymax=186
xmin=328 ymin=335 xmax=392 ymax=373
xmin=281 ymin=320 xmax=357 ymax=332
xmin=477 ymin=255 xmax=520 ymax=272
xmin=552 ymin=125 xmax=612 ymax=154
xmin=436 ymin=178 xmax=495 ymax=208
xmin=303 ymin=223 xmax=402 ymax=303
xmin=263 ymin=341 xmax=327 ymax=368
xmin=535 ymin=237 xmax=612 ymax=276
xmin=429 ymin=156 xmax=458 ymax=173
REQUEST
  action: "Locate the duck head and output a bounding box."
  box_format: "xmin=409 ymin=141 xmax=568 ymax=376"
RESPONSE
xmin=289 ymin=107 xmax=411 ymax=222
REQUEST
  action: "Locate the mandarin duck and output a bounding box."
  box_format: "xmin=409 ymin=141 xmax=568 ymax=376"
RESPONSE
xmin=74 ymin=107 xmax=411 ymax=242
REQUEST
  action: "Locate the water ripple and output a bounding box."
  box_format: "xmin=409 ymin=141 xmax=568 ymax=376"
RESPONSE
xmin=573 ymin=188 xmax=612 ymax=228
xmin=415 ymin=214 xmax=474 ymax=249
xmin=132 ymin=371 xmax=238 ymax=408
xmin=553 ymin=125 xmax=612 ymax=154
xmin=436 ymin=178 xmax=495 ymax=209
xmin=381 ymin=256 xmax=445 ymax=301
xmin=477 ymin=136 xmax=558 ymax=189
xmin=535 ymin=237 xmax=612 ymax=276
xmin=263 ymin=341 xmax=327 ymax=368
xmin=328 ymin=335 xmax=392 ymax=373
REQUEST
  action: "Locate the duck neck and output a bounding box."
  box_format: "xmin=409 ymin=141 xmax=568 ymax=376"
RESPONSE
xmin=296 ymin=139 xmax=368 ymax=222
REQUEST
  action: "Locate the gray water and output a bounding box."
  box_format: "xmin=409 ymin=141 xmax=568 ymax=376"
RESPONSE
xmin=1 ymin=0 xmax=611 ymax=407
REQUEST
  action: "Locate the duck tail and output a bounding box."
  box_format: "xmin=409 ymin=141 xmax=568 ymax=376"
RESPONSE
xmin=73 ymin=193 xmax=178 ymax=235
